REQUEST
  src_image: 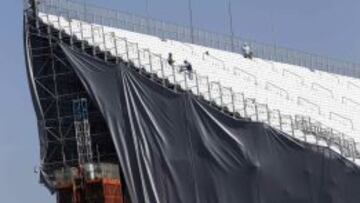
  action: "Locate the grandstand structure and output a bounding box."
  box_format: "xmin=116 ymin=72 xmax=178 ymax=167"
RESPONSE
xmin=24 ymin=0 xmax=360 ymax=202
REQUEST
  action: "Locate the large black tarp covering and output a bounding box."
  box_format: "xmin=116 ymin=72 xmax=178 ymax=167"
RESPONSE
xmin=60 ymin=44 xmax=360 ymax=203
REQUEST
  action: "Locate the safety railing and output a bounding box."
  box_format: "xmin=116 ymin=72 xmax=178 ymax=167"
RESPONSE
xmin=32 ymin=0 xmax=360 ymax=78
xmin=202 ymin=52 xmax=227 ymax=70
xmin=342 ymin=97 xmax=360 ymax=109
xmin=282 ymin=69 xmax=305 ymax=85
xmin=329 ymin=112 xmax=354 ymax=130
xmin=297 ymin=97 xmax=321 ymax=115
xmin=265 ymin=82 xmax=290 ymax=100
xmin=311 ymin=82 xmax=334 ymax=98
xmin=348 ymin=81 xmax=360 ymax=91
xmin=36 ymin=12 xmax=360 ymax=162
xmin=233 ymin=67 xmax=258 ymax=85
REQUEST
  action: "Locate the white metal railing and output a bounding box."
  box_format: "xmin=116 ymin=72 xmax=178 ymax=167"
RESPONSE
xmin=36 ymin=12 xmax=360 ymax=162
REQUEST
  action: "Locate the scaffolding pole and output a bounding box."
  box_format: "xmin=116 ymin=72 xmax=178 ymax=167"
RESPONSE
xmin=30 ymin=0 xmax=37 ymax=19
xmin=73 ymin=98 xmax=93 ymax=166
xmin=188 ymin=0 xmax=194 ymax=43
xmin=227 ymin=0 xmax=235 ymax=51
xmin=145 ymin=0 xmax=151 ymax=34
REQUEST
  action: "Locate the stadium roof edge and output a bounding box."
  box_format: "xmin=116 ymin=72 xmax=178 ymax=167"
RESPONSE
xmin=35 ymin=0 xmax=360 ymax=78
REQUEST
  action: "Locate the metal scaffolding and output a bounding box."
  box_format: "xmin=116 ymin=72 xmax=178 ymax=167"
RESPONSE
xmin=24 ymin=3 xmax=118 ymax=187
xmin=73 ymin=98 xmax=93 ymax=166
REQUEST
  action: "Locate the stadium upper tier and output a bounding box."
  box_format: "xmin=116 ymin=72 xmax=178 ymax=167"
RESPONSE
xmin=38 ymin=13 xmax=360 ymax=163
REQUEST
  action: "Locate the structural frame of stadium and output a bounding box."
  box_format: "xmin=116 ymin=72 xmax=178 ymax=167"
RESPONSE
xmin=24 ymin=0 xmax=360 ymax=202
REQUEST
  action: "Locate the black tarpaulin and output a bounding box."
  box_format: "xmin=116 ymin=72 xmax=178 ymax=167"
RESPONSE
xmin=60 ymin=43 xmax=360 ymax=203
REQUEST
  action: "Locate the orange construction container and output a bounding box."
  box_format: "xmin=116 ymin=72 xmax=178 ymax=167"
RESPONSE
xmin=56 ymin=178 xmax=124 ymax=203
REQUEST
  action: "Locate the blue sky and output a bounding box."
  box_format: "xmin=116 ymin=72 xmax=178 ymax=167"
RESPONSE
xmin=0 ymin=0 xmax=359 ymax=202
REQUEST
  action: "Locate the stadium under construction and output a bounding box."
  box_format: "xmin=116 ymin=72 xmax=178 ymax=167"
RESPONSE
xmin=24 ymin=0 xmax=360 ymax=202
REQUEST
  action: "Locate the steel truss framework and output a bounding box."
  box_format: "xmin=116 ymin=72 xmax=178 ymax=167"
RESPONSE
xmin=24 ymin=7 xmax=118 ymax=183
xmin=23 ymin=1 xmax=360 ymax=186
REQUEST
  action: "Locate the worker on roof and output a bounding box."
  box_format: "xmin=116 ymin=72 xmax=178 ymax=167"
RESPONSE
xmin=180 ymin=60 xmax=193 ymax=80
xmin=167 ymin=52 xmax=175 ymax=67
xmin=242 ymin=43 xmax=253 ymax=59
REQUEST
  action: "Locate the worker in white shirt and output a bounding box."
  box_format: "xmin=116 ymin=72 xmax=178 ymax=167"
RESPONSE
xmin=242 ymin=43 xmax=253 ymax=59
